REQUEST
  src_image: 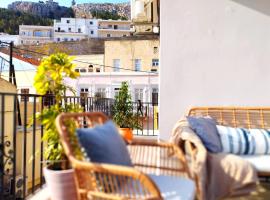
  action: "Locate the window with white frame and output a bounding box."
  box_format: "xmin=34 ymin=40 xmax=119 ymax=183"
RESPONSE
xmin=134 ymin=88 xmax=143 ymax=102
xmin=135 ymin=59 xmax=141 ymax=72
xmin=152 ymin=88 xmax=159 ymax=104
xmin=97 ymin=88 xmax=106 ymax=98
xmin=113 ymin=59 xmax=120 ymax=72
xmin=153 ymin=46 xmax=158 ymax=54
xmin=80 ymin=68 xmax=87 ymax=73
xmin=80 ymin=88 xmax=88 ymax=97
xmin=152 ymin=59 xmax=159 ymax=67
xmin=88 ymin=65 xmax=94 ymax=72
xmin=114 ymin=88 xmax=120 ymax=98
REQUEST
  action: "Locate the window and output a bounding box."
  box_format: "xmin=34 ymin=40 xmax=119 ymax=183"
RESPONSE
xmin=64 ymin=38 xmax=68 ymax=42
xmin=151 ymin=69 xmax=157 ymax=72
xmin=70 ymin=38 xmax=74 ymax=41
xmin=108 ymin=25 xmax=112 ymax=28
xmin=67 ymin=20 xmax=70 ymax=24
xmin=134 ymin=88 xmax=143 ymax=102
xmin=152 ymin=59 xmax=159 ymax=67
xmin=75 ymin=69 xmax=79 ymax=72
xmin=90 ymin=30 xmax=94 ymax=34
xmin=114 ymin=25 xmax=118 ymax=29
xmin=113 ymin=59 xmax=120 ymax=72
xmin=80 ymin=88 xmax=88 ymax=98
xmin=97 ymin=88 xmax=106 ymax=98
xmin=135 ymin=59 xmax=141 ymax=71
xmin=154 ymin=47 xmax=158 ymax=54
xmin=78 ymin=28 xmax=81 ymax=33
xmin=114 ymin=88 xmax=120 ymax=98
xmin=96 ymin=68 xmax=100 ymax=72
xmin=80 ymin=68 xmax=87 ymax=73
xmin=88 ymin=65 xmax=94 ymax=72
xmin=34 ymin=31 xmax=44 ymax=37
xmin=107 ymin=34 xmax=111 ymax=37
xmin=21 ymin=41 xmax=23 ymax=44
xmin=57 ymin=38 xmax=60 ymax=42
xmin=58 ymin=27 xmax=61 ymax=32
xmin=68 ymin=27 xmax=71 ymax=32
xmin=123 ymin=34 xmax=127 ymax=37
xmin=21 ymin=88 xmax=29 ymax=102
xmin=152 ymin=88 xmax=158 ymax=105
xmin=90 ymin=21 xmax=93 ymax=25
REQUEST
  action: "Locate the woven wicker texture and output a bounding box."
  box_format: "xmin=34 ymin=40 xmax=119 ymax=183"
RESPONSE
xmin=56 ymin=112 xmax=191 ymax=200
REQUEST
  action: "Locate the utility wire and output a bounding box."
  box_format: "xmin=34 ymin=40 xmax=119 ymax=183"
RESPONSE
xmin=13 ymin=46 xmax=159 ymax=74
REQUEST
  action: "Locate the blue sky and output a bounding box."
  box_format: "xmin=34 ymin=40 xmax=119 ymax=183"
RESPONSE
xmin=1 ymin=0 xmax=129 ymax=8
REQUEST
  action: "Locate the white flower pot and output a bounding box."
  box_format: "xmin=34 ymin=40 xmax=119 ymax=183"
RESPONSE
xmin=43 ymin=167 xmax=78 ymax=200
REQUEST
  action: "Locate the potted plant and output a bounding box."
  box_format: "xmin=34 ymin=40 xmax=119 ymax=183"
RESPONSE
xmin=113 ymin=81 xmax=142 ymax=142
xmin=33 ymin=53 xmax=82 ymax=200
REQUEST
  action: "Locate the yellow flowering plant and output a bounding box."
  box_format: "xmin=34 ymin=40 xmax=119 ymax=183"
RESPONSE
xmin=33 ymin=53 xmax=82 ymax=169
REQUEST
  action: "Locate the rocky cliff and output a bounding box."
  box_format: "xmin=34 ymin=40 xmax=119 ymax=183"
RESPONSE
xmin=8 ymin=1 xmax=74 ymax=19
xmin=72 ymin=2 xmax=130 ymax=19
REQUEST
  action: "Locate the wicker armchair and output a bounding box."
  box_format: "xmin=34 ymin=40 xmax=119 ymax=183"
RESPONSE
xmin=55 ymin=112 xmax=195 ymax=200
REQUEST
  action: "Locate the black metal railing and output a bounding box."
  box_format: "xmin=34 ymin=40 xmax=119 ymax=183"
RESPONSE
xmin=0 ymin=92 xmax=159 ymax=199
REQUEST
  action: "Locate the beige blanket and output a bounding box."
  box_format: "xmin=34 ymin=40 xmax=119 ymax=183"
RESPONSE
xmin=170 ymin=118 xmax=258 ymax=200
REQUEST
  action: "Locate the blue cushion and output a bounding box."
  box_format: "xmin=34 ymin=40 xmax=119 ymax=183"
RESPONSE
xmin=187 ymin=116 xmax=222 ymax=153
xmin=217 ymin=126 xmax=270 ymax=155
xmin=76 ymin=120 xmax=132 ymax=167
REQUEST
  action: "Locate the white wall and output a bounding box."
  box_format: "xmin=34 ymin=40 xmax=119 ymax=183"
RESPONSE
xmin=0 ymin=35 xmax=19 ymax=46
xmin=160 ymin=0 xmax=270 ymax=140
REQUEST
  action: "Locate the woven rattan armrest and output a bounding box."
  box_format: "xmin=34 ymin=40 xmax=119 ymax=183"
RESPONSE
xmin=127 ymin=140 xmax=191 ymax=178
xmin=69 ymin=156 xmax=162 ymax=200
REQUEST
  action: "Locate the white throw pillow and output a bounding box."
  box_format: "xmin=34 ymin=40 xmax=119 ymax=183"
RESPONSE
xmin=216 ymin=125 xmax=270 ymax=155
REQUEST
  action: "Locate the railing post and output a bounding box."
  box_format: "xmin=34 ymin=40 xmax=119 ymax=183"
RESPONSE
xmin=0 ymin=94 xmax=5 ymax=200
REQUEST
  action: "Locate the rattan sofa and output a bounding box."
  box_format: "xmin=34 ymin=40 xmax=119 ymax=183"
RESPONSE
xmin=56 ymin=112 xmax=196 ymax=200
xmin=187 ymin=106 xmax=270 ymax=177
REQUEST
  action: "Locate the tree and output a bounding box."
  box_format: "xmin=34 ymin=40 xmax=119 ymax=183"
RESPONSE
xmin=113 ymin=82 xmax=141 ymax=129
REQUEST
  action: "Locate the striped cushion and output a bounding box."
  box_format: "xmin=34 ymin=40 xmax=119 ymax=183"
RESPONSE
xmin=216 ymin=125 xmax=270 ymax=155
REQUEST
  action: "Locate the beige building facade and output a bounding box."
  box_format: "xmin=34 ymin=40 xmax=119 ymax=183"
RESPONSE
xmin=131 ymin=0 xmax=160 ymax=35
xmin=104 ymin=37 xmax=159 ymax=72
xmin=19 ymin=25 xmax=54 ymax=45
xmin=73 ymin=54 xmax=104 ymax=73
xmin=98 ymin=20 xmax=132 ymax=38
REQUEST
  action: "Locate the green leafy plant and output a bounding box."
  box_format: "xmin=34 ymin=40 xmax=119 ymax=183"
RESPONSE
xmin=113 ymin=81 xmax=142 ymax=129
xmin=33 ymin=53 xmax=82 ymax=170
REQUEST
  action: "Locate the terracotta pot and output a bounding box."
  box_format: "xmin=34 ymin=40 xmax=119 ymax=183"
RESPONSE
xmin=43 ymin=167 xmax=78 ymax=200
xmin=119 ymin=128 xmax=133 ymax=143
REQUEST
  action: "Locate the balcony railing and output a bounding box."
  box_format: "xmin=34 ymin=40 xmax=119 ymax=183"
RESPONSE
xmin=0 ymin=92 xmax=159 ymax=199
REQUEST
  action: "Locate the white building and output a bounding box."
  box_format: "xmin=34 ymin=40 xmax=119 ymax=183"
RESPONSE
xmin=54 ymin=18 xmax=133 ymax=42
xmin=65 ymin=72 xmax=158 ymax=103
xmin=0 ymin=34 xmax=19 ymax=46
xmin=53 ymin=18 xmax=98 ymax=42
xmin=0 ymin=52 xmax=37 ymax=95
xmin=19 ymin=25 xmax=54 ymax=45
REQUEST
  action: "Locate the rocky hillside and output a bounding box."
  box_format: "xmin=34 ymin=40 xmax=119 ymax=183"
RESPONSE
xmin=73 ymin=2 xmax=130 ymax=20
xmin=0 ymin=8 xmax=52 ymax=35
xmin=8 ymin=1 xmax=74 ymax=19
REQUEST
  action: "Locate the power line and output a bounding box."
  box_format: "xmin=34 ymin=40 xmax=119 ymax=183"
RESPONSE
xmin=13 ymin=46 xmax=159 ymax=74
